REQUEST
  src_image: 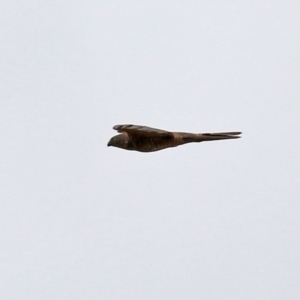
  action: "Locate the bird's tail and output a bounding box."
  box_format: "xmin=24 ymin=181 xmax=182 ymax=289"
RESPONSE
xmin=195 ymin=132 xmax=242 ymax=142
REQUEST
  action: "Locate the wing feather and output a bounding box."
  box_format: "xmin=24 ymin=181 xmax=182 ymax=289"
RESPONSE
xmin=113 ymin=124 xmax=172 ymax=138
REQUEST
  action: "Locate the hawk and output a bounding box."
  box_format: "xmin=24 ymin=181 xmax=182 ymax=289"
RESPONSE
xmin=107 ymin=124 xmax=241 ymax=152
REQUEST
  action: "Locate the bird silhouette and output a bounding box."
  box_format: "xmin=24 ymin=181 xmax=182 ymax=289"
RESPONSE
xmin=107 ymin=124 xmax=241 ymax=152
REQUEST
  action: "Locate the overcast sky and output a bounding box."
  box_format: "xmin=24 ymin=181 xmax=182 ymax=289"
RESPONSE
xmin=1 ymin=1 xmax=300 ymax=299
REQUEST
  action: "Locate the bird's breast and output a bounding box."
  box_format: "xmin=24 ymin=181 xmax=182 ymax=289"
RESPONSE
xmin=131 ymin=136 xmax=175 ymax=152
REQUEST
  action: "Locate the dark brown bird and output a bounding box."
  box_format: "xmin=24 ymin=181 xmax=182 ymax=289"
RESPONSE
xmin=107 ymin=124 xmax=241 ymax=152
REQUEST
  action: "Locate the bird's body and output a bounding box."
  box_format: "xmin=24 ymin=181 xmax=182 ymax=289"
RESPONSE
xmin=107 ymin=124 xmax=241 ymax=152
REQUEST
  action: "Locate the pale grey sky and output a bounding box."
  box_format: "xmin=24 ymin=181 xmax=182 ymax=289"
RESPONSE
xmin=1 ymin=1 xmax=300 ymax=299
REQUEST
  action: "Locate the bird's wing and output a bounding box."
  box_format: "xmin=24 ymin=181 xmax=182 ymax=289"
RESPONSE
xmin=113 ymin=124 xmax=172 ymax=138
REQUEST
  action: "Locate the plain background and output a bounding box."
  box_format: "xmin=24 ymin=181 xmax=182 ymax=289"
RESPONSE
xmin=1 ymin=1 xmax=300 ymax=299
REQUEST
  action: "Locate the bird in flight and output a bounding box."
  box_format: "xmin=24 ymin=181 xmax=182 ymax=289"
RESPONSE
xmin=107 ymin=124 xmax=241 ymax=153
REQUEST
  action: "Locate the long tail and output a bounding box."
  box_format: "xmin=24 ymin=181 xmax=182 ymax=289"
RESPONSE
xmin=195 ymin=132 xmax=242 ymax=142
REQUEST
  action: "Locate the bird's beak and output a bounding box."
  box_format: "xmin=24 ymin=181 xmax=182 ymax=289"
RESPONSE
xmin=107 ymin=141 xmax=112 ymax=147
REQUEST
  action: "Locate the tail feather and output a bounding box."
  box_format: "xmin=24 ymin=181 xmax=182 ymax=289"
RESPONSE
xmin=205 ymin=132 xmax=241 ymax=136
xmin=197 ymin=132 xmax=242 ymax=142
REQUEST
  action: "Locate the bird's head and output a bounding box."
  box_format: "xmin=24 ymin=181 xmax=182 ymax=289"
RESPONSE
xmin=107 ymin=134 xmax=128 ymax=149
